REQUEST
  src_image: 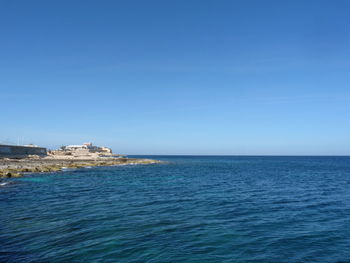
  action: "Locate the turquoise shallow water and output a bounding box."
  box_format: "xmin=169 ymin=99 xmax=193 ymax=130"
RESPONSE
xmin=1 ymin=156 xmax=350 ymax=262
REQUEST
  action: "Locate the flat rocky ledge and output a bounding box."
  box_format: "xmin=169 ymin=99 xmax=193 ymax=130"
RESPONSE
xmin=0 ymin=157 xmax=162 ymax=178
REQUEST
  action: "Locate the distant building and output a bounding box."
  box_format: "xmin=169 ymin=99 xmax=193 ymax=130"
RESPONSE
xmin=0 ymin=144 xmax=47 ymax=158
xmin=65 ymin=145 xmax=89 ymax=150
xmin=24 ymin=144 xmax=39 ymax=147
xmin=64 ymin=143 xmax=112 ymax=154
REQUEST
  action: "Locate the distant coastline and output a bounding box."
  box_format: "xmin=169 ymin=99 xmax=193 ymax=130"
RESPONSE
xmin=0 ymin=142 xmax=161 ymax=178
xmin=0 ymin=157 xmax=161 ymax=178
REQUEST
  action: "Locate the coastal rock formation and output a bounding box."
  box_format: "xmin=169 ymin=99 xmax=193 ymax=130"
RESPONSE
xmin=0 ymin=142 xmax=162 ymax=178
xmin=0 ymin=157 xmax=162 ymax=178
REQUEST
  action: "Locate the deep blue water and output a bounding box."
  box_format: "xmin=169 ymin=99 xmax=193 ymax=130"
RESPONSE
xmin=1 ymin=156 xmax=350 ymax=263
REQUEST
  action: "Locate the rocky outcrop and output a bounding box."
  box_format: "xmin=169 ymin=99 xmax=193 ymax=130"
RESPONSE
xmin=0 ymin=157 xmax=162 ymax=178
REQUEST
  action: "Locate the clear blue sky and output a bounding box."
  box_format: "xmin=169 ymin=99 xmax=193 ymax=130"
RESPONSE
xmin=1 ymin=0 xmax=350 ymax=155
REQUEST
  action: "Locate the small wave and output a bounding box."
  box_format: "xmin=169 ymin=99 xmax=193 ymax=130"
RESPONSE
xmin=0 ymin=182 xmax=9 ymax=186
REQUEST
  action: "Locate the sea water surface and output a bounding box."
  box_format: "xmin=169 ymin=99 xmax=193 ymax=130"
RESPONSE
xmin=1 ymin=156 xmax=350 ymax=262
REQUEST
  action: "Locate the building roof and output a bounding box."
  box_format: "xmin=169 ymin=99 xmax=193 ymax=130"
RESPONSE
xmin=66 ymin=145 xmax=87 ymax=148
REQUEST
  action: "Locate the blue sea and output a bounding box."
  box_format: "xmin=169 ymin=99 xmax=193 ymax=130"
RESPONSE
xmin=1 ymin=156 xmax=350 ymax=262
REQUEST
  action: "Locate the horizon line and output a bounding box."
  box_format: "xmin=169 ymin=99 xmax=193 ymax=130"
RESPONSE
xmin=128 ymin=154 xmax=350 ymax=157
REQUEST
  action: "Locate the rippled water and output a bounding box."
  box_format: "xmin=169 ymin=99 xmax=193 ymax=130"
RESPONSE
xmin=1 ymin=156 xmax=350 ymax=262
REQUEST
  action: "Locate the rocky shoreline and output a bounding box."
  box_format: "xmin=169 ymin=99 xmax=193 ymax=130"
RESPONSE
xmin=0 ymin=157 xmax=162 ymax=178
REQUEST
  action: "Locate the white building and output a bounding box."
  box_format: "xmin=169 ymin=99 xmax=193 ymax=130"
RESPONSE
xmin=65 ymin=144 xmax=88 ymax=150
xmin=64 ymin=143 xmax=112 ymax=154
